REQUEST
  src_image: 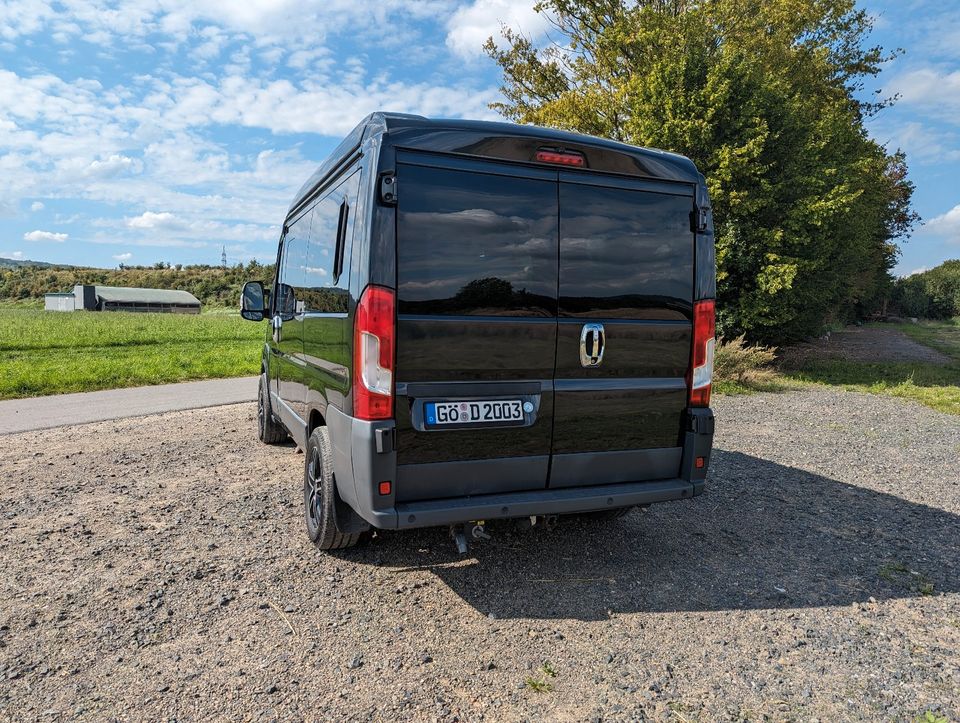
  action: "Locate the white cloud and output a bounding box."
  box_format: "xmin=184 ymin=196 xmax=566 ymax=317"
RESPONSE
xmin=112 ymin=252 xmax=133 ymax=261
xmin=30 ymin=201 xmax=44 ymax=211
xmin=127 ymin=211 xmax=185 ymax=229
xmin=907 ymin=266 xmax=928 ymax=276
xmin=446 ymin=0 xmax=552 ymax=58
xmin=0 ymin=1 xmax=508 ymax=264
xmin=86 ymin=154 xmax=142 ymax=178
xmin=871 ymin=120 xmax=960 ymax=165
xmin=888 ymin=67 xmax=960 ymax=120
xmin=1 ymin=250 xmax=25 ymax=260
xmin=24 ymin=229 xmax=68 ymax=242
xmin=925 ymin=203 xmax=960 ymax=242
xmin=0 ymin=0 xmax=451 ymax=49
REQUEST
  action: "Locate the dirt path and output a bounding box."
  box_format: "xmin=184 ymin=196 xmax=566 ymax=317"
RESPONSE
xmin=1 ymin=390 xmax=958 ymax=721
xmin=780 ymin=324 xmax=952 ymax=367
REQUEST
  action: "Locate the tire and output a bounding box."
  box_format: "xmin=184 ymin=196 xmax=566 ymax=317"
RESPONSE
xmin=257 ymin=372 xmax=287 ymax=445
xmin=304 ymin=426 xmax=361 ymax=550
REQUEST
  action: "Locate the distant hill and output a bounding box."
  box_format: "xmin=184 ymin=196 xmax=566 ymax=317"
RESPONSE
xmin=0 ymin=261 xmax=275 ymax=308
xmin=0 ymin=257 xmax=75 ymax=269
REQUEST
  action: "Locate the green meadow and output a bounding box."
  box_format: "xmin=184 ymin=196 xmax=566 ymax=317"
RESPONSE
xmin=0 ymin=308 xmax=265 ymax=399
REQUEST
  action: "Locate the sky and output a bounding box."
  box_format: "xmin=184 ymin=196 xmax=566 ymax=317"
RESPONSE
xmin=0 ymin=0 xmax=957 ymax=276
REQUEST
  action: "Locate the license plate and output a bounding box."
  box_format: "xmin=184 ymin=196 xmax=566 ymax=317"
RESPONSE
xmin=425 ymin=399 xmax=524 ymax=426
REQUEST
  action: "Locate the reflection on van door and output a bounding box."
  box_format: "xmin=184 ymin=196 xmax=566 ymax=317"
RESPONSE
xmin=393 ymin=159 xmax=559 ymax=502
xmin=549 ymin=176 xmax=696 ymax=488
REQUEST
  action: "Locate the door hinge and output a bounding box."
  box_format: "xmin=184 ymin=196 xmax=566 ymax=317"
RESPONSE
xmin=379 ymin=173 xmax=397 ymax=205
xmin=691 ymin=203 xmax=710 ymax=234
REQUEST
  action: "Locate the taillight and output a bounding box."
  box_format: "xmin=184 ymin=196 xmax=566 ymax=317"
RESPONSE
xmin=688 ymin=299 xmax=715 ymax=407
xmin=535 ymin=149 xmax=585 ymax=167
xmin=354 ymin=285 xmax=395 ymax=420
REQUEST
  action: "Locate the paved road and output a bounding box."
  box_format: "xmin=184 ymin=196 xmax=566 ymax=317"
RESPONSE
xmin=0 ymin=376 xmax=258 ymax=435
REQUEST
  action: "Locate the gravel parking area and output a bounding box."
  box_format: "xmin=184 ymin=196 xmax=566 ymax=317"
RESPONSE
xmin=1 ymin=388 xmax=958 ymax=721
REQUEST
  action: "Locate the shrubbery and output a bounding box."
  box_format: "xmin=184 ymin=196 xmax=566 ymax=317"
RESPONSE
xmin=892 ymin=260 xmax=960 ymax=320
xmin=0 ymin=261 xmax=275 ymax=308
xmin=485 ymin=0 xmax=918 ymax=345
xmin=714 ymin=336 xmax=778 ymax=387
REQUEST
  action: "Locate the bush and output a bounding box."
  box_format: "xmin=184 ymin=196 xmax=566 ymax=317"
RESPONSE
xmin=715 ymin=335 xmax=778 ymax=387
xmin=892 ymin=260 xmax=960 ymax=319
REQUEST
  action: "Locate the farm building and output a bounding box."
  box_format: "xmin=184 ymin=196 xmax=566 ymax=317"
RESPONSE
xmin=43 ymin=292 xmax=75 ymax=312
xmin=44 ymin=285 xmax=201 ymax=314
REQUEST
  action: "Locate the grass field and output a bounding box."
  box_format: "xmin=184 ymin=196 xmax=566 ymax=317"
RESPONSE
xmin=0 ymin=309 xmax=264 ymax=399
xmin=783 ymin=321 xmax=960 ymax=415
xmin=715 ymin=319 xmax=960 ymax=415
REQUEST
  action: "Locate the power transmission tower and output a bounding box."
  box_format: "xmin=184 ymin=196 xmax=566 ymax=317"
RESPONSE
xmin=221 ymin=245 xmax=227 ymax=269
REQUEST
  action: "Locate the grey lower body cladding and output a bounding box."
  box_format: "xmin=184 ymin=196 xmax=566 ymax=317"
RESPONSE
xmin=325 ymin=406 xmax=714 ymax=531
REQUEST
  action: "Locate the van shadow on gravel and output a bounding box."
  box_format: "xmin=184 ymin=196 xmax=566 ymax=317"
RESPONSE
xmin=341 ymin=449 xmax=960 ymax=620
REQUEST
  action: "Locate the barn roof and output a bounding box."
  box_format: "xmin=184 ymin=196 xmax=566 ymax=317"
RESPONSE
xmin=94 ymin=286 xmax=200 ymax=305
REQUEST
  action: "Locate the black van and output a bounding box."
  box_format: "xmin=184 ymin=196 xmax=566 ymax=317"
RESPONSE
xmin=240 ymin=112 xmax=716 ymax=551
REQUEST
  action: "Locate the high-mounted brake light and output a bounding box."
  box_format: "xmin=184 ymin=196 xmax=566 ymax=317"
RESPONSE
xmin=688 ymin=299 xmax=716 ymax=407
xmin=535 ymin=149 xmax=585 ymax=167
xmin=354 ymin=285 xmax=395 ymax=420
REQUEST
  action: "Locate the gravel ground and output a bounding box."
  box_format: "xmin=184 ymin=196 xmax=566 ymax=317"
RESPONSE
xmin=779 ymin=325 xmax=952 ymax=366
xmin=1 ymin=388 xmax=958 ymax=721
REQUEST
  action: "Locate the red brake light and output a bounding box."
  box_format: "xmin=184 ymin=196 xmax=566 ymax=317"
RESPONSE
xmin=535 ymin=150 xmax=585 ymax=167
xmin=688 ymin=299 xmax=716 ymax=407
xmin=354 ymin=285 xmax=395 ymax=420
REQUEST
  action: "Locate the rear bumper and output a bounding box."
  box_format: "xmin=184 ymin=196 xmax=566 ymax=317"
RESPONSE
xmin=325 ymin=405 xmax=714 ymax=532
xmin=372 ymin=477 xmax=696 ymax=530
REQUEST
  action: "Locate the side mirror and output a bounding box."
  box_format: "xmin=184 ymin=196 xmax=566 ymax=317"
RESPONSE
xmin=240 ymin=281 xmax=266 ymax=321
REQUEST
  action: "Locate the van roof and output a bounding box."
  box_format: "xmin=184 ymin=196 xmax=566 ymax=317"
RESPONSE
xmin=290 ymin=111 xmax=702 ymax=215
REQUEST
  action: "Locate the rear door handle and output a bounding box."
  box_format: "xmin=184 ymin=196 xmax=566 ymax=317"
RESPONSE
xmin=579 ymin=322 xmax=605 ymax=368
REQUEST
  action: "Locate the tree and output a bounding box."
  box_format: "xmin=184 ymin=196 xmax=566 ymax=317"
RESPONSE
xmin=485 ymin=0 xmax=917 ymax=343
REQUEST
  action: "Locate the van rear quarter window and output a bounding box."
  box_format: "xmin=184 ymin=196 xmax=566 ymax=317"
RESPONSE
xmin=300 ymin=170 xmax=360 ymax=314
xmin=397 ymin=164 xmax=558 ymax=317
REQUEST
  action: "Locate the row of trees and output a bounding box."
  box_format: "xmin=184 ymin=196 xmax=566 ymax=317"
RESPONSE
xmin=893 ymin=261 xmax=960 ymax=320
xmin=487 ymin=0 xmax=918 ymax=343
xmin=0 ymin=261 xmax=275 ymax=308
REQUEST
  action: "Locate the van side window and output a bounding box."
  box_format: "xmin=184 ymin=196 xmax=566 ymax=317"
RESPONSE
xmin=277 ymin=213 xmax=311 ymax=318
xmin=302 ymin=170 xmax=360 ymax=313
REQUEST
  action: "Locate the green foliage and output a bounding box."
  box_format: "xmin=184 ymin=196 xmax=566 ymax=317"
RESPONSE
xmin=485 ymin=0 xmax=917 ymax=344
xmin=0 ymin=309 xmax=264 ymax=399
xmin=0 ymin=261 xmax=275 ymax=308
xmin=914 ymin=713 xmax=949 ymax=723
xmin=892 ymin=260 xmax=960 ymax=319
xmin=524 ymin=662 xmax=559 ymax=693
xmin=878 ymin=561 xmax=936 ymax=596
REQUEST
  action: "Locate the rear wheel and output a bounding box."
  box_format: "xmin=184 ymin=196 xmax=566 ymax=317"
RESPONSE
xmin=304 ymin=427 xmax=361 ymax=550
xmin=258 ymin=372 xmax=287 ymax=445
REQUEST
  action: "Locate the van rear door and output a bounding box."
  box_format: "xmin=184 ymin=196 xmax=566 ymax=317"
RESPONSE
xmin=549 ymin=174 xmax=695 ymax=488
xmin=393 ymin=156 xmax=559 ymax=502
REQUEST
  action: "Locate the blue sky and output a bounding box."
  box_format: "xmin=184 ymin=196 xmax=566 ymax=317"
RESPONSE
xmin=0 ymin=0 xmax=957 ymax=276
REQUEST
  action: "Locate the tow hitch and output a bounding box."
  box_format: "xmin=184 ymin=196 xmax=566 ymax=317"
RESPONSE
xmin=450 ymin=521 xmax=492 ymax=554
